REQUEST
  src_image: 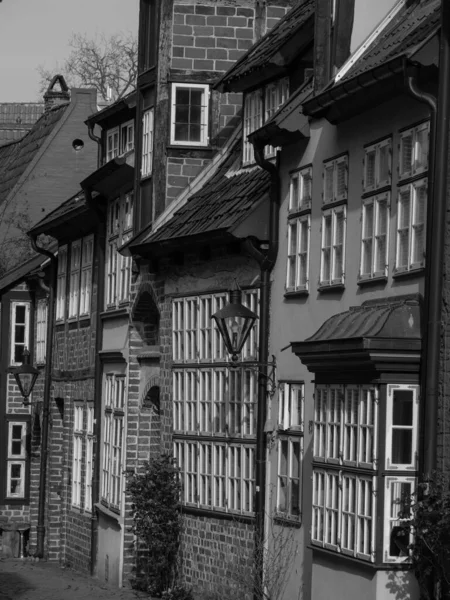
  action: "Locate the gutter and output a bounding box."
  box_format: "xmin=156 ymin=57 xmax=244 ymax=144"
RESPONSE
xmin=28 ymin=235 xmax=57 ymax=559
xmin=245 ymin=142 xmax=280 ymax=600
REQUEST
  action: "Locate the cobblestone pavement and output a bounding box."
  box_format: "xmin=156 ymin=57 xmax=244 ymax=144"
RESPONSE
xmin=0 ymin=558 xmax=152 ymax=600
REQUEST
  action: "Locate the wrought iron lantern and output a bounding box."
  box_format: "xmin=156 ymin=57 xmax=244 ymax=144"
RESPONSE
xmin=9 ymin=348 xmax=39 ymax=404
xmin=212 ymin=286 xmax=258 ymax=363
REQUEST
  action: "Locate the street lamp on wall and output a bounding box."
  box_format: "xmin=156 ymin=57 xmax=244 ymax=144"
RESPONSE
xmin=9 ymin=348 xmax=39 ymax=404
xmin=212 ymin=286 xmax=258 ymax=363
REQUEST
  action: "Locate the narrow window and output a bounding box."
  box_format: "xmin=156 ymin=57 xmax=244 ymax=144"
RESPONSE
xmin=171 ymin=84 xmax=209 ymax=146
xmin=56 ymin=245 xmax=67 ymax=321
xmin=363 ymin=138 xmax=392 ymax=193
xmin=360 ymin=193 xmax=390 ymax=279
xmin=386 ymin=385 xmax=418 ymax=470
xmin=399 ymin=122 xmax=429 ymax=179
xmin=277 ymin=437 xmax=302 ymax=519
xmin=286 ymin=215 xmax=310 ymax=291
xmin=383 ymin=477 xmax=415 ymax=563
xmin=323 ymin=155 xmax=348 ymax=205
xmin=243 ymin=90 xmax=263 ymax=165
xmin=68 ymin=240 xmax=81 ymax=318
xmin=141 ymin=108 xmax=154 ymax=177
xmin=35 ymin=300 xmax=48 ymax=364
xmin=120 ymin=120 xmax=134 ymax=154
xmin=10 ymin=302 xmax=30 ymax=365
xmin=395 ymin=180 xmax=427 ymax=272
xmin=320 ymin=206 xmax=346 ymax=286
xmin=106 ymin=127 xmax=119 ymax=162
xmin=72 ymin=403 xmax=83 ymax=507
xmin=80 ymin=236 xmax=94 ymax=317
xmin=84 ymin=403 xmax=94 ymax=512
xmin=6 ymin=421 xmax=28 ymax=499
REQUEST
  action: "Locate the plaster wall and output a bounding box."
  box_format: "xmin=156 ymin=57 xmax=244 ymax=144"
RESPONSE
xmin=268 ymin=92 xmax=430 ymax=600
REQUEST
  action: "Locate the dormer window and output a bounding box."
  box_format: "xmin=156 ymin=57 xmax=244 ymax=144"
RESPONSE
xmin=170 ymin=83 xmax=209 ymax=146
xmin=106 ymin=121 xmax=135 ymax=163
xmin=243 ymin=77 xmax=289 ymax=165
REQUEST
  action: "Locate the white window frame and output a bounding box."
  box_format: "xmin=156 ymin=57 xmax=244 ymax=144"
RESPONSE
xmin=56 ymin=245 xmax=67 ymax=322
xmin=35 ymin=299 xmax=47 ymax=365
xmin=10 ymin=302 xmax=30 ymax=366
xmin=101 ymin=371 xmax=126 ymax=511
xmin=6 ymin=421 xmax=27 ymax=499
xmin=286 ymin=215 xmax=310 ymax=292
xmin=84 ymin=403 xmax=94 ymax=512
xmin=320 ymin=205 xmax=347 ymax=286
xmin=243 ymin=89 xmax=263 ymax=165
xmin=312 ymin=468 xmax=376 ymax=562
xmin=105 ymin=194 xmax=133 ymax=309
xmin=106 ymin=127 xmax=119 ymax=162
xmin=399 ymin=122 xmax=429 ymax=180
xmin=141 ymin=108 xmax=154 ymax=177
xmin=120 ymin=120 xmax=134 ymax=154
xmin=264 ymin=78 xmax=289 ymax=158
xmin=395 ymin=178 xmax=427 ymax=272
xmin=289 ymin=167 xmax=312 ymax=213
xmin=277 ymin=436 xmax=302 ymax=520
xmin=363 ymin=138 xmax=392 ymax=193
xmin=323 ymin=155 xmax=348 ymax=205
xmin=360 ymin=192 xmax=390 ymax=279
xmin=72 ymin=403 xmax=83 ymax=508
xmin=385 ymin=384 xmax=419 ymax=470
xmin=80 ymin=236 xmax=94 ymax=317
xmin=383 ymin=476 xmax=415 ymax=563
xmin=278 ymin=382 xmax=304 ymax=431
xmin=170 ymin=83 xmax=209 ymax=147
xmin=68 ymin=240 xmax=81 ymax=319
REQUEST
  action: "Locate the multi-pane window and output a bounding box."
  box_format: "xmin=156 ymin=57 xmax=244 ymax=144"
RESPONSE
xmin=385 ymin=384 xmax=418 ymax=470
xmin=395 ymin=179 xmax=427 ymax=272
xmin=243 ymin=78 xmax=289 ymax=165
xmin=363 ymin=138 xmax=392 ymax=193
xmin=106 ymin=121 xmax=135 ymax=163
xmin=141 ymin=108 xmax=154 ymax=177
xmin=68 ymin=236 xmax=94 ymax=319
xmin=56 ymin=245 xmax=67 ymax=321
xmin=286 ymin=216 xmax=310 ymax=292
xmin=72 ymin=403 xmax=83 ymax=508
xmin=243 ymin=90 xmax=263 ymax=165
xmin=323 ymin=155 xmax=348 ymax=205
xmin=106 ymin=194 xmax=133 ymax=308
xmin=102 ymin=371 xmax=126 ymax=510
xmin=312 ymin=385 xmax=378 ymax=562
xmin=278 ymin=382 xmax=304 ymax=431
xmin=360 ymin=193 xmax=390 ymax=279
xmin=6 ymin=421 xmax=28 ymax=499
xmin=173 ymin=291 xmax=259 ymax=514
xmin=10 ymin=302 xmax=30 ymax=366
xmin=399 ymin=122 xmax=429 ymax=180
xmin=277 ymin=437 xmax=302 ymax=519
xmin=85 ymin=404 xmax=94 ymax=512
xmin=170 ymin=83 xmax=209 ymax=146
xmin=289 ymin=167 xmax=312 ymax=213
xmin=320 ymin=205 xmax=346 ymax=286
xmin=35 ymin=300 xmax=47 ymax=364
xmin=265 ymin=78 xmax=289 ymax=158
xmin=120 ymin=120 xmax=134 ymax=154
xmin=383 ymin=476 xmax=415 ymax=563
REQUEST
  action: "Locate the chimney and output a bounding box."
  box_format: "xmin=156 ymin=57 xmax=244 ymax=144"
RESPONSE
xmin=44 ymin=74 xmax=70 ymax=112
xmin=314 ymin=0 xmax=355 ymax=93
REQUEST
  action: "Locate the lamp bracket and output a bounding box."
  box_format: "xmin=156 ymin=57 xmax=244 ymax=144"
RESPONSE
xmin=228 ymin=355 xmax=277 ymax=398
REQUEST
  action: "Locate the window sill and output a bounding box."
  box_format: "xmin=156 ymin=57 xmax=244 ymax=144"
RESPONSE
xmin=95 ymin=502 xmax=124 ymax=526
xmin=284 ymin=289 xmax=309 ymax=299
xmin=362 ymin=184 xmax=392 ymax=198
xmin=309 ymin=544 xmax=411 ymax=570
xmin=100 ymin=306 xmax=129 ymax=320
xmin=321 ymin=198 xmax=347 ymax=210
xmin=140 ymin=172 xmax=153 ymax=183
xmin=180 ymin=504 xmax=255 ymax=523
xmin=357 ymin=275 xmax=388 ymax=287
xmin=288 ymin=206 xmax=311 ymax=217
xmin=392 ymin=267 xmax=424 ymax=280
xmin=273 ymin=512 xmax=302 ymax=527
xmin=317 ymin=283 xmax=345 ymax=293
xmin=276 ymin=426 xmax=304 ymax=437
xmin=397 ymin=171 xmax=428 ymax=187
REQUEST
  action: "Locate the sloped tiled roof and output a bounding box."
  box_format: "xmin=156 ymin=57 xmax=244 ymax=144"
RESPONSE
xmin=216 ymin=0 xmax=314 ymax=91
xmin=29 ymin=190 xmax=87 ymax=234
xmin=0 ymin=240 xmax=57 ymax=293
xmin=130 ymin=139 xmax=270 ymax=248
xmin=336 ymin=0 xmax=440 ymax=85
xmin=0 ymin=103 xmax=69 ymax=206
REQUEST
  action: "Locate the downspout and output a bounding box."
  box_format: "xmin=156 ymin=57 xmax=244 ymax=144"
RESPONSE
xmin=84 ymin=187 xmax=106 ymax=576
xmin=245 ymin=141 xmax=280 ymax=600
xmin=88 ymin=124 xmax=102 ymax=168
xmin=406 ymin=0 xmax=450 ymax=478
xmin=29 ymin=235 xmax=57 ymax=559
xmin=405 ymin=65 xmax=437 ymax=477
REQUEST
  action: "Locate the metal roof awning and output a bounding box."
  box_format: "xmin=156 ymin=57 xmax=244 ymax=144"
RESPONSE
xmin=291 ymin=295 xmax=422 ymax=375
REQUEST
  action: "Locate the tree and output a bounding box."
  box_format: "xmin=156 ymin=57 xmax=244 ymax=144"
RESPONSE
xmin=37 ymin=32 xmax=137 ymax=102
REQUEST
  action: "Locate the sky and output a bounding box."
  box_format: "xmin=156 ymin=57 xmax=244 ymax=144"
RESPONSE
xmin=0 ymin=0 xmax=139 ymax=103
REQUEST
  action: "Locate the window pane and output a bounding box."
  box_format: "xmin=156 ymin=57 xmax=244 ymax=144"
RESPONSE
xmin=392 ymin=430 xmax=413 ymax=464
xmin=392 ymin=390 xmax=413 ymax=425
xmin=15 ymin=306 xmax=26 ymax=323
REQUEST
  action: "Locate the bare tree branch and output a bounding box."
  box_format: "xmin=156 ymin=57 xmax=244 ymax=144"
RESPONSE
xmin=36 ymin=32 xmax=137 ymax=101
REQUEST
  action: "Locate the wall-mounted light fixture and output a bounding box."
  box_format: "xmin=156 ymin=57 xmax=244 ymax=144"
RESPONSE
xmin=9 ymin=348 xmax=39 ymax=404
